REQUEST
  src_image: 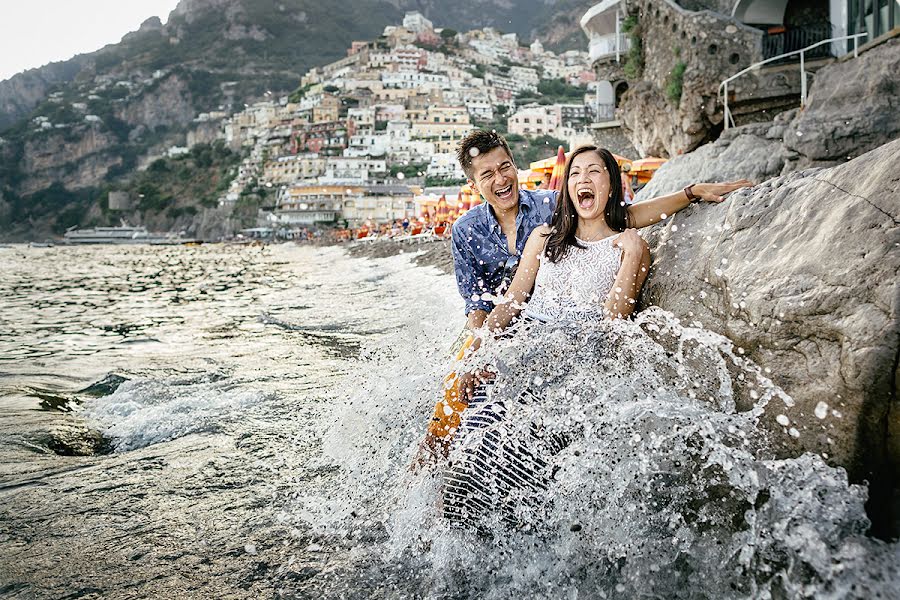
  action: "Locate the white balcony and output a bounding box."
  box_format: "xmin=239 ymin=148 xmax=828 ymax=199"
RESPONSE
xmin=588 ymin=33 xmax=631 ymax=62
xmin=581 ymin=1 xmax=629 ymax=63
xmin=595 ymin=103 xmax=616 ymax=122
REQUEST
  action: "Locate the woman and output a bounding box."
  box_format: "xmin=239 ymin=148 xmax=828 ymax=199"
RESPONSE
xmin=442 ymin=145 xmax=654 ymax=529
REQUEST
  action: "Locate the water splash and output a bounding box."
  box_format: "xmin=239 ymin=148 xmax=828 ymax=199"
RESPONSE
xmin=297 ymin=308 xmax=899 ymax=598
xmin=83 ymin=374 xmax=271 ymax=451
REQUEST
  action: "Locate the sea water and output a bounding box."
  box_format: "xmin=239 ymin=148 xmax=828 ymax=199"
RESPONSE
xmin=0 ymin=244 xmax=896 ymax=599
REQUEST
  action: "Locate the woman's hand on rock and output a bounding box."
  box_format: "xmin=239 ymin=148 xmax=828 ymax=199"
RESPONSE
xmin=613 ymin=228 xmax=648 ymax=258
xmin=695 ymin=180 xmax=753 ymax=203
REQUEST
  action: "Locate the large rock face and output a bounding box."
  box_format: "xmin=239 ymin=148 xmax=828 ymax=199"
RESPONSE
xmin=783 ymin=38 xmax=900 ymax=167
xmin=638 ymin=138 xmax=900 ymax=536
xmin=634 ymin=123 xmax=789 ymax=200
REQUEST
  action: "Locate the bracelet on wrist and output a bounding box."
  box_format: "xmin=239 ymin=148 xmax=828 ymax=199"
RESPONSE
xmin=684 ymin=184 xmax=698 ymax=202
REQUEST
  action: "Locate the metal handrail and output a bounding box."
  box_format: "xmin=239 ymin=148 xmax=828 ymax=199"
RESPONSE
xmin=719 ymin=32 xmax=869 ymax=130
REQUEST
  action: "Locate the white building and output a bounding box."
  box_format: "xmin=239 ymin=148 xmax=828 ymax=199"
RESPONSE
xmin=507 ymin=104 xmax=562 ymax=137
xmin=403 ymin=11 xmax=434 ymax=34
xmin=465 ymin=98 xmax=494 ymax=121
xmin=426 ymin=153 xmax=465 ymax=180
xmin=381 ymin=71 xmax=450 ymax=90
xmin=508 ymin=66 xmax=540 ymax=91
xmin=321 ymin=157 xmax=388 ymax=184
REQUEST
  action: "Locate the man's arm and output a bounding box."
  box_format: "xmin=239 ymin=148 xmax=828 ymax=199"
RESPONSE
xmin=450 ymin=222 xmax=493 ymax=320
xmin=627 ymin=180 xmax=752 ymax=229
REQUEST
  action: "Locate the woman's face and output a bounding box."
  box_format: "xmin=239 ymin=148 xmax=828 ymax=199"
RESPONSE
xmin=567 ymin=151 xmax=611 ymax=222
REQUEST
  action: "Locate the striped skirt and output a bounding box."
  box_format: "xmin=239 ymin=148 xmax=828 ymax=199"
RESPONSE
xmin=441 ymin=384 xmax=570 ymax=530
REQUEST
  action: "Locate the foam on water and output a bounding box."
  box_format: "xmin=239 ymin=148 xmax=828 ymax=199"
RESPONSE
xmin=299 ymin=307 xmax=899 ymax=598
xmin=82 ymin=374 xmax=272 ymax=451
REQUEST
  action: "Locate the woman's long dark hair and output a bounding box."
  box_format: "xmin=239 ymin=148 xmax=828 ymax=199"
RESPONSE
xmin=543 ymin=145 xmax=627 ymax=264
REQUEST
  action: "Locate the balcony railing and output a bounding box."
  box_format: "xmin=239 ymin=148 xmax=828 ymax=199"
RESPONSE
xmin=595 ymin=103 xmax=616 ymax=122
xmin=589 ymin=33 xmax=631 ymax=62
xmin=719 ymin=31 xmax=868 ymax=130
xmin=761 ymin=22 xmax=835 ymax=60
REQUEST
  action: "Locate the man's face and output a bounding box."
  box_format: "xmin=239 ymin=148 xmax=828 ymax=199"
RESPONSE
xmin=467 ymin=146 xmax=518 ymax=214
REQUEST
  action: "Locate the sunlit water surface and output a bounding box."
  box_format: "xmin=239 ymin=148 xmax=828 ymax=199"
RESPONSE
xmin=0 ymin=244 xmax=896 ymax=599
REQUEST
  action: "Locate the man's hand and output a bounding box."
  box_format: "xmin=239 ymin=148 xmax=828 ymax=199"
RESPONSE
xmin=459 ymin=368 xmax=496 ymax=402
xmin=693 ymin=180 xmax=753 ymax=203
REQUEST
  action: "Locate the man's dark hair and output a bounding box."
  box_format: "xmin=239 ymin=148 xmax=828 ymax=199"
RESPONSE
xmin=456 ymin=129 xmax=515 ymax=179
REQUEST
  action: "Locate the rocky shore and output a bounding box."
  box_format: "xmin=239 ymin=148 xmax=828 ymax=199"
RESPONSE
xmin=344 ymin=237 xmax=454 ymax=273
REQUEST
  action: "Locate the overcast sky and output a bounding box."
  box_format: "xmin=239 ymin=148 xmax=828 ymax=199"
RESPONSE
xmin=0 ymin=1 xmax=182 ymax=81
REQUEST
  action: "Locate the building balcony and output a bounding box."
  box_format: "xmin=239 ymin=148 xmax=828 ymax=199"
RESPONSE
xmin=761 ymin=22 xmax=835 ymax=61
xmin=588 ymin=33 xmax=631 ymax=63
xmin=594 ymin=103 xmax=616 ymax=122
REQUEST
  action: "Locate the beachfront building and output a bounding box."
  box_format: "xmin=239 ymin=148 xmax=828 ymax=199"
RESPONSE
xmin=320 ymin=156 xmax=388 ymax=184
xmin=263 ymin=153 xmax=326 ymax=185
xmin=341 ymin=184 xmax=416 ymax=226
xmin=270 ymin=183 xmax=414 ymax=227
xmin=272 ymin=185 xmax=344 ymax=225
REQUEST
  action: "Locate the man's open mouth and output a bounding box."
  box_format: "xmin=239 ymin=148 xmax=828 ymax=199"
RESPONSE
xmin=577 ymin=188 xmax=595 ymax=209
xmin=494 ymin=184 xmax=513 ymax=200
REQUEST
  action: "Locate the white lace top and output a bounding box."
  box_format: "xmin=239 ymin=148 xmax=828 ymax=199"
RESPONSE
xmin=524 ymin=235 xmax=621 ymax=323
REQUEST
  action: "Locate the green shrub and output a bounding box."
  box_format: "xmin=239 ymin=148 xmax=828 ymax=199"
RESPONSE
xmin=622 ymin=15 xmax=644 ymax=80
xmin=666 ymin=61 xmax=687 ymax=104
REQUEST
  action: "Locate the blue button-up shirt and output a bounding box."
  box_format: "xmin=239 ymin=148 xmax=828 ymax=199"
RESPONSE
xmin=450 ymin=188 xmax=558 ymax=314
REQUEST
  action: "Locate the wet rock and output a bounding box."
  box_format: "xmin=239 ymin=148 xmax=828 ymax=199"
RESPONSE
xmin=77 ymin=374 xmax=129 ymax=397
xmin=46 ymin=421 xmax=111 ymax=456
xmin=784 ymin=39 xmax=900 ymax=165
xmin=634 ymin=131 xmax=787 ymax=202
xmin=638 ymin=138 xmax=900 ymax=537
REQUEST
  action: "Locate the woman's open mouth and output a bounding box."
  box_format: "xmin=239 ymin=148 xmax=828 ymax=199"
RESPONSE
xmin=494 ymin=184 xmax=514 ymax=201
xmin=577 ymin=188 xmax=595 ymax=209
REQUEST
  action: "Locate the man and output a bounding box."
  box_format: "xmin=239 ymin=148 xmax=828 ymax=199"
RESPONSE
xmin=451 ymin=129 xmax=751 ymax=331
xmin=537 ymin=171 xmax=552 ymax=189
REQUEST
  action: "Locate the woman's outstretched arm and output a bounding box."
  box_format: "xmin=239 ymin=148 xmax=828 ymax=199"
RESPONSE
xmin=604 ymin=229 xmax=651 ymax=320
xmin=627 ymin=180 xmax=752 ymax=229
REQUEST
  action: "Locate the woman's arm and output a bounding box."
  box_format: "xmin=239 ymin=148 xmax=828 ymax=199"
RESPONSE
xmin=456 ymin=226 xmax=549 ymax=402
xmin=626 ymin=180 xmax=752 ymax=229
xmin=604 ymin=229 xmax=651 ymax=319
xmin=484 ymin=225 xmax=549 ymax=334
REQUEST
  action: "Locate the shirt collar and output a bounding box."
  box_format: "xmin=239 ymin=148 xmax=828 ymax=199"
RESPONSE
xmin=483 ymin=189 xmax=531 ymax=234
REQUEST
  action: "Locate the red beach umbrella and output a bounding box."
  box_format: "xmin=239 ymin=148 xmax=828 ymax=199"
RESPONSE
xmin=437 ymin=194 xmax=449 ymax=222
xmin=547 ymin=145 xmax=566 ymax=192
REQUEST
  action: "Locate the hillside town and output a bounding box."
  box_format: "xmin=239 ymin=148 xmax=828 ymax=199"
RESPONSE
xmin=208 ymin=11 xmax=600 ymax=239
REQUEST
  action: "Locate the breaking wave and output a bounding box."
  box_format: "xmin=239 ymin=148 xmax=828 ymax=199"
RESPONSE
xmin=298 ymin=307 xmax=899 ymax=598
